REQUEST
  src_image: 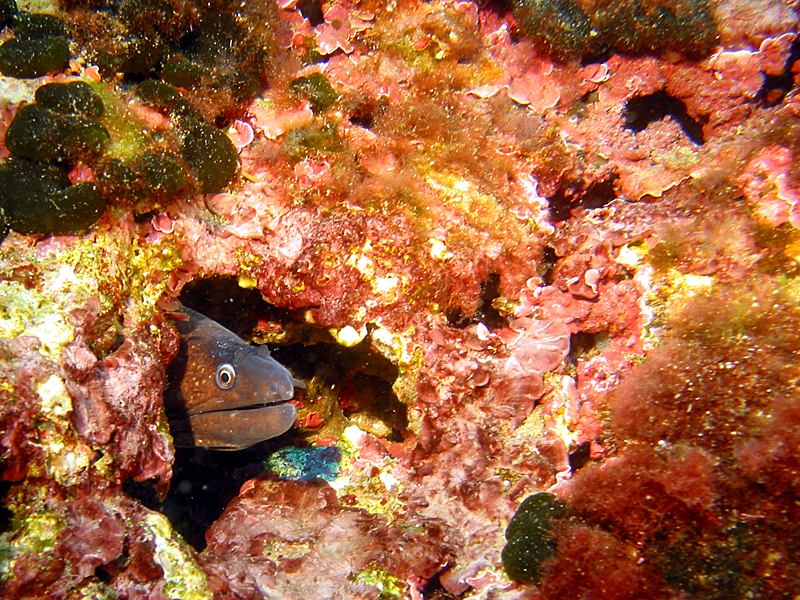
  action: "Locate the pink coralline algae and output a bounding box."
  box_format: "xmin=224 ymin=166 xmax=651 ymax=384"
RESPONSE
xmin=739 ymin=145 xmax=800 ymax=228
xmin=1 ymin=0 xmax=800 ymax=598
xmin=199 ymin=479 xmax=453 ymax=600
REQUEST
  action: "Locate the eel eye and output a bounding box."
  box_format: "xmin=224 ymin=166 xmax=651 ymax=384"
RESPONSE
xmin=215 ymin=363 xmax=236 ymax=389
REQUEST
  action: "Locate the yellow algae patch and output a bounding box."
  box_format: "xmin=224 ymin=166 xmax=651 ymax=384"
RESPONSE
xmin=36 ymin=374 xmax=72 ymax=418
xmin=331 ymin=325 xmax=367 ymax=347
xmin=143 ymin=512 xmax=212 ymax=600
xmin=0 ymin=281 xmax=74 ymax=359
xmin=429 ymin=238 xmax=453 ymax=261
xmin=0 ymin=507 xmax=64 ymax=582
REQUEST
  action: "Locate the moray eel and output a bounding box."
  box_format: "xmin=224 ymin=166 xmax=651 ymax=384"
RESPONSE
xmin=165 ymin=305 xmax=302 ymax=450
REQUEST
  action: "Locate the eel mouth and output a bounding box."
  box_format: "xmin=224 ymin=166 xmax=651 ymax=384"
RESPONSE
xmin=171 ymin=402 xmax=298 ymax=450
xmin=196 ymin=397 xmax=295 ymax=413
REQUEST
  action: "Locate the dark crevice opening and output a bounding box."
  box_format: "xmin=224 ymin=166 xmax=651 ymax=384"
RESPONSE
xmin=296 ymin=0 xmax=325 ymax=27
xmin=420 ymin=570 xmax=461 ymax=600
xmin=124 ymin=441 xmax=291 ymax=551
xmin=134 ymin=275 xmax=406 ymax=551
xmin=624 ymin=90 xmax=705 ymax=145
xmin=540 ymin=245 xmax=558 ymax=286
xmin=580 ymin=46 xmax=614 ymax=67
xmin=760 ymin=37 xmax=800 ymax=107
xmin=446 ymin=272 xmax=507 ymax=330
xmin=0 ymin=480 xmax=13 ymax=535
xmin=349 ymin=104 xmax=375 ymax=129
xmin=479 ymin=272 xmax=506 ymax=330
xmin=478 ymin=0 xmax=512 ymax=8
xmin=548 ymin=174 xmax=618 ymax=223
xmin=568 ymin=441 xmax=592 ymax=472
xmin=178 ymin=275 xmax=299 ymax=339
xmin=567 ymin=330 xmax=611 ymax=368
xmin=271 ymin=327 xmax=406 ymax=444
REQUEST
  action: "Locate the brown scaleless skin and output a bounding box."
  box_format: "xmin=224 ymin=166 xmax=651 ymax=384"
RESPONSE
xmin=164 ymin=305 xmax=300 ymax=450
xmin=0 ymin=0 xmax=799 ymax=598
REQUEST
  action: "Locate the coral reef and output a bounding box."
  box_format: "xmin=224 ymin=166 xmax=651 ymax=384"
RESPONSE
xmin=0 ymin=0 xmax=799 ymax=598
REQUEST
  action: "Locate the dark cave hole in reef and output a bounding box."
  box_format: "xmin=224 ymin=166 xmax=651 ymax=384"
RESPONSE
xmin=446 ymin=272 xmax=507 ymax=330
xmin=759 ymin=36 xmax=800 ymax=107
xmin=478 ymin=0 xmax=512 ymax=10
xmin=124 ymin=441 xmax=293 ymax=551
xmin=349 ymin=101 xmax=375 ymax=129
xmin=568 ymin=330 xmax=611 ymax=363
xmin=296 ymin=0 xmax=325 ymax=27
xmin=540 ymin=245 xmax=558 ymax=286
xmin=420 ymin=571 xmax=461 ymax=600
xmin=548 ymin=174 xmax=618 ymax=222
xmin=624 ymin=89 xmax=705 ymax=145
xmin=271 ymin=328 xmax=407 ymax=443
xmin=177 ymin=275 xmax=299 ymax=339
xmin=580 ymin=46 xmax=615 ymax=67
xmin=0 ymin=480 xmax=12 ymax=534
xmin=127 ymin=275 xmax=406 ymax=551
xmin=568 ymin=441 xmax=592 ymax=471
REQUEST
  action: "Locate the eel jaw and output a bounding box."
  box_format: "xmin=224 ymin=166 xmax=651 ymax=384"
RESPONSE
xmin=171 ymin=402 xmax=297 ymax=450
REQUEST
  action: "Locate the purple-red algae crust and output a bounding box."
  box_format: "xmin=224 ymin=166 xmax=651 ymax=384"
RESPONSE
xmin=0 ymin=0 xmax=799 ymax=598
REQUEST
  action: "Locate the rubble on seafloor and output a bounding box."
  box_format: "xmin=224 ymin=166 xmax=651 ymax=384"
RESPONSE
xmin=1 ymin=0 xmax=800 ymax=598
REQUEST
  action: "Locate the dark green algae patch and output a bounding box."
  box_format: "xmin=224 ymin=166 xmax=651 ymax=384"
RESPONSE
xmin=511 ymin=0 xmax=718 ymax=62
xmin=0 ymin=0 xmax=276 ymax=238
xmin=502 ymin=492 xmax=567 ymax=583
xmin=6 ymin=103 xmax=109 ymax=163
xmin=0 ymin=157 xmax=105 ymax=235
xmin=134 ymin=81 xmax=239 ymax=195
xmin=0 ymin=13 xmax=71 ymax=78
xmin=0 ymin=81 xmax=109 ymax=235
xmin=0 ymin=77 xmax=239 ymax=235
xmin=290 ymin=72 xmax=340 ymax=114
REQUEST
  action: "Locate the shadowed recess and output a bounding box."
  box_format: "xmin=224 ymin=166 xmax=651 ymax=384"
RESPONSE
xmin=624 ymin=90 xmax=705 ymax=145
xmin=0 ymin=480 xmax=12 ymax=535
xmin=446 ymin=272 xmax=507 ymax=330
xmin=548 ymin=174 xmax=618 ymax=223
xmin=760 ymin=36 xmax=800 ymax=107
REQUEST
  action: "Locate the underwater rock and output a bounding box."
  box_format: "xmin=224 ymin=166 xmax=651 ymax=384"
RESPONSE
xmin=0 ymin=1 xmax=799 ymax=598
xmin=200 ymin=478 xmax=454 ymax=599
